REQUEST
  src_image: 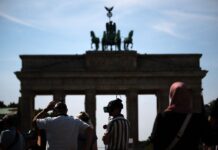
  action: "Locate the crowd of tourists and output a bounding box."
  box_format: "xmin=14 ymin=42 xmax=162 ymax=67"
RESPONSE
xmin=0 ymin=81 xmax=218 ymax=150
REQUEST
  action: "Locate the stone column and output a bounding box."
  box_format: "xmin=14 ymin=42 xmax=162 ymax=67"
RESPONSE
xmin=192 ymin=88 xmax=203 ymax=113
xmin=19 ymin=90 xmax=35 ymax=132
xmin=126 ymin=90 xmax=138 ymax=144
xmin=156 ymin=89 xmax=169 ymax=113
xmin=53 ymin=91 xmax=65 ymax=102
xmin=85 ymin=90 xmax=96 ymax=129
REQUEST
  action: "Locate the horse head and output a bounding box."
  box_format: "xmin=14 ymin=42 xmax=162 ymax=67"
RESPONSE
xmin=90 ymin=31 xmax=95 ymax=38
xmin=129 ymin=30 xmax=134 ymax=38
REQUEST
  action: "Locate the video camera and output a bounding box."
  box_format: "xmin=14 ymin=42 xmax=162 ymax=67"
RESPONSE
xmin=103 ymin=98 xmax=123 ymax=113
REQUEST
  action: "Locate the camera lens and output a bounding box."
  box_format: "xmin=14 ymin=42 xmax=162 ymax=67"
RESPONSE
xmin=103 ymin=107 xmax=108 ymax=112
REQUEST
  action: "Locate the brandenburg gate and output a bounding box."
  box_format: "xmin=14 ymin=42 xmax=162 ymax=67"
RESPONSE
xmin=15 ymin=51 xmax=207 ymax=144
xmin=15 ymin=7 xmax=207 ymax=145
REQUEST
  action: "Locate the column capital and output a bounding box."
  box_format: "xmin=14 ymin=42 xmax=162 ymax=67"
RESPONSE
xmin=127 ymin=89 xmax=138 ymax=93
xmin=126 ymin=89 xmax=138 ymax=99
xmin=20 ymin=90 xmax=35 ymax=97
xmin=156 ymin=88 xmax=169 ymax=93
xmin=85 ymin=89 xmax=96 ymax=95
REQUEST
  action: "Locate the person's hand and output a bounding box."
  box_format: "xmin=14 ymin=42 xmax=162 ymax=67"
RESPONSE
xmin=32 ymin=100 xmax=57 ymax=125
xmin=44 ymin=101 xmax=56 ymax=111
xmin=102 ymin=133 xmax=109 ymax=144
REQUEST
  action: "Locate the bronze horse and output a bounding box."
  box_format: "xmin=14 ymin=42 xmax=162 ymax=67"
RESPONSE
xmin=124 ymin=30 xmax=133 ymax=50
xmin=90 ymin=31 xmax=100 ymax=51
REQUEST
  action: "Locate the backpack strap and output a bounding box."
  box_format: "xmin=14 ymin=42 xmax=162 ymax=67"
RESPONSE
xmin=166 ymin=113 xmax=192 ymax=150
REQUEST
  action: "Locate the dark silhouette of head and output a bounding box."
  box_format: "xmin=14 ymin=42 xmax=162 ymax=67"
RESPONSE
xmin=104 ymin=98 xmax=123 ymax=116
xmin=53 ymin=102 xmax=68 ymax=115
xmin=77 ymin=111 xmax=90 ymax=123
xmin=166 ymin=81 xmax=193 ymax=113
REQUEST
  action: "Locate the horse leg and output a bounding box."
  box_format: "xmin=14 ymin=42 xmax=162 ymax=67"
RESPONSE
xmin=95 ymin=43 xmax=98 ymax=51
xmin=102 ymin=43 xmax=105 ymax=51
xmin=118 ymin=42 xmax=121 ymax=51
xmin=124 ymin=42 xmax=127 ymax=51
xmin=131 ymin=43 xmax=133 ymax=49
xmin=96 ymin=41 xmax=99 ymax=51
xmin=126 ymin=43 xmax=129 ymax=50
xmin=96 ymin=44 xmax=99 ymax=51
xmin=116 ymin=43 xmax=120 ymax=51
xmin=104 ymin=44 xmax=107 ymax=51
xmin=113 ymin=45 xmax=115 ymax=51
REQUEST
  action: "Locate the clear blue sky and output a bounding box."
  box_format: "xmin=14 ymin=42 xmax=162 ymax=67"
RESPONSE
xmin=0 ymin=0 xmax=218 ymax=146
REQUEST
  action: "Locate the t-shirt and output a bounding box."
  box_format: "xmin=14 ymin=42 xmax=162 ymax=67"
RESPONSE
xmin=36 ymin=115 xmax=89 ymax=150
xmin=106 ymin=114 xmax=130 ymax=150
xmin=0 ymin=127 xmax=25 ymax=150
xmin=150 ymin=112 xmax=212 ymax=150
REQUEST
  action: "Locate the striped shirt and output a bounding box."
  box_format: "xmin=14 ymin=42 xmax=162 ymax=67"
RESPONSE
xmin=106 ymin=114 xmax=130 ymax=150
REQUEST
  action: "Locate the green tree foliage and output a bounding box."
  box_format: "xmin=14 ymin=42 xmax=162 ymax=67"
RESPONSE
xmin=8 ymin=102 xmax=18 ymax=107
xmin=0 ymin=101 xmax=7 ymax=108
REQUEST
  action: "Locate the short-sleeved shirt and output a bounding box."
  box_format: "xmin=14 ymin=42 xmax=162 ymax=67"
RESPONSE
xmin=36 ymin=115 xmax=89 ymax=150
xmin=106 ymin=114 xmax=130 ymax=150
xmin=0 ymin=127 xmax=25 ymax=150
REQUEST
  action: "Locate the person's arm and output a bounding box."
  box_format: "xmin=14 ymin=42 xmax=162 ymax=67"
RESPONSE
xmin=83 ymin=126 xmax=94 ymax=150
xmin=32 ymin=101 xmax=56 ymax=127
xmin=102 ymin=132 xmax=110 ymax=145
xmin=92 ymin=141 xmax=98 ymax=150
xmin=102 ymin=123 xmax=112 ymax=145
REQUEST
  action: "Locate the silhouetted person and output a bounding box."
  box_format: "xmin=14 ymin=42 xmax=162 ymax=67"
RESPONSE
xmin=102 ymin=98 xmax=130 ymax=150
xmin=32 ymin=101 xmax=94 ymax=150
xmin=150 ymin=81 xmax=212 ymax=150
xmin=0 ymin=114 xmax=25 ymax=150
xmin=207 ymin=98 xmax=218 ymax=150
xmin=77 ymin=112 xmax=98 ymax=150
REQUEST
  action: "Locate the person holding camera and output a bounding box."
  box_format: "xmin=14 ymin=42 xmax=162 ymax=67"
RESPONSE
xmin=32 ymin=100 xmax=94 ymax=150
xmin=102 ymin=98 xmax=130 ymax=150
